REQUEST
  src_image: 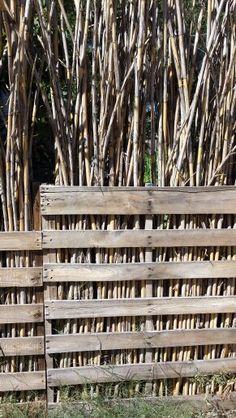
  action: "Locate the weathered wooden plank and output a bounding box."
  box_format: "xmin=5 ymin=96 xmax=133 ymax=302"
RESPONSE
xmin=43 ymin=261 xmax=236 ymax=282
xmin=42 ymin=215 xmax=57 ymax=404
xmin=46 ymin=328 xmax=236 ymax=354
xmin=45 ymin=296 xmax=236 ymax=319
xmin=47 ymin=357 xmax=236 ymax=386
xmin=0 ymin=371 xmax=45 ymax=392
xmin=40 ymin=186 xmax=236 ymax=215
xmin=0 ymin=232 xmax=41 ymax=251
xmin=0 ymin=304 xmax=43 ymax=324
xmin=0 ymin=267 xmax=42 ymax=287
xmin=144 ymin=212 xmax=154 ymax=391
xmin=0 ymin=336 xmax=44 ymax=356
xmin=42 ymin=229 xmax=236 ymax=249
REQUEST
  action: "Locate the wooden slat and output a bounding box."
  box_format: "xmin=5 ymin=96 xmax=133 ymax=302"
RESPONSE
xmin=44 ymin=261 xmax=236 ymax=282
xmin=0 ymin=231 xmax=41 ymax=251
xmin=0 ymin=336 xmax=44 ymax=356
xmin=0 ymin=267 xmax=42 ymax=287
xmin=47 ymin=358 xmax=236 ymax=386
xmin=0 ymin=304 xmax=43 ymax=324
xmin=42 ymin=229 xmax=236 ymax=249
xmin=0 ymin=371 xmax=45 ymax=392
xmin=40 ymin=185 xmax=236 ymax=215
xmin=46 ymin=328 xmax=236 ymax=354
xmin=144 ymin=212 xmax=153 ymax=390
xmin=45 ymin=296 xmax=236 ymax=319
xmin=42 ymin=215 xmax=58 ymax=404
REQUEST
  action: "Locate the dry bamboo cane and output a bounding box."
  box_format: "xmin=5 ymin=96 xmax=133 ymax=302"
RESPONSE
xmin=14 ymin=0 xmax=235 ymax=401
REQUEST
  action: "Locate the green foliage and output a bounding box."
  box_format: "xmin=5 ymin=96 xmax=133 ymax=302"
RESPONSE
xmin=0 ymin=399 xmax=45 ymax=418
xmin=144 ymin=152 xmax=158 ymax=185
xmin=192 ymin=372 xmax=236 ymax=391
xmin=1 ymin=393 xmax=236 ymax=418
xmin=144 ymin=153 xmax=152 ymax=184
xmin=50 ymin=397 xmax=199 ymax=418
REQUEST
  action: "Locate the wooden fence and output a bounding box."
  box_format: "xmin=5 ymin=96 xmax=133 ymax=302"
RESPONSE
xmin=41 ymin=186 xmax=236 ymax=405
xmin=1 ymin=185 xmax=236 ymax=406
xmin=0 ymin=231 xmax=45 ymax=396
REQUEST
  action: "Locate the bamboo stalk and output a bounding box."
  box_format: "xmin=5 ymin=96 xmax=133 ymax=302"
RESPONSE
xmin=0 ymin=0 xmax=234 ymax=402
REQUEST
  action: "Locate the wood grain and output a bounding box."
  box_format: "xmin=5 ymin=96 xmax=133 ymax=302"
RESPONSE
xmin=42 ymin=229 xmax=236 ymax=249
xmin=0 ymin=336 xmax=44 ymax=356
xmin=40 ymin=186 xmax=236 ymax=215
xmin=42 ymin=215 xmax=58 ymax=404
xmin=0 ymin=372 xmax=45 ymax=392
xmin=0 ymin=231 xmax=42 ymax=251
xmin=45 ymin=296 xmax=236 ymax=319
xmin=43 ymin=261 xmax=236 ymax=282
xmin=0 ymin=304 xmax=44 ymax=324
xmin=47 ymin=358 xmax=236 ymax=386
xmin=0 ymin=267 xmax=42 ymax=287
xmin=46 ymin=328 xmax=236 ymax=353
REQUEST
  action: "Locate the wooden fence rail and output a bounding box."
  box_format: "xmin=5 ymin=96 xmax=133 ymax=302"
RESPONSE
xmin=42 ymin=229 xmax=236 ymax=249
xmin=40 ymin=185 xmax=236 ymax=215
xmin=45 ymin=296 xmax=236 ymax=319
xmin=47 ymin=358 xmax=236 ymax=386
xmin=0 ymin=267 xmax=42 ymax=287
xmin=46 ymin=328 xmax=236 ymax=353
xmin=0 ymin=231 xmax=41 ymax=250
xmin=43 ymin=260 xmax=236 ymax=281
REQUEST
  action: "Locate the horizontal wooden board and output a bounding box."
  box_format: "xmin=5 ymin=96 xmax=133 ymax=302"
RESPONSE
xmin=0 ymin=371 xmax=45 ymax=392
xmin=46 ymin=328 xmax=236 ymax=354
xmin=45 ymin=296 xmax=236 ymax=319
xmin=0 ymin=267 xmax=42 ymax=287
xmin=40 ymin=186 xmax=236 ymax=215
xmin=0 ymin=231 xmax=41 ymax=251
xmin=0 ymin=336 xmax=44 ymax=356
xmin=0 ymin=304 xmax=43 ymax=324
xmin=47 ymin=357 xmax=236 ymax=386
xmin=44 ymin=261 xmax=236 ymax=282
xmin=42 ymin=229 xmax=236 ymax=249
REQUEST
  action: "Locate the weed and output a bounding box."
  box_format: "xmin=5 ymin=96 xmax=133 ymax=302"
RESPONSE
xmin=50 ymin=397 xmax=198 ymax=418
xmin=192 ymin=372 xmax=236 ymax=393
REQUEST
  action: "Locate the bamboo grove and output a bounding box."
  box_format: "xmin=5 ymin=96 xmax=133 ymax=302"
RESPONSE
xmin=0 ymin=0 xmax=236 ymax=402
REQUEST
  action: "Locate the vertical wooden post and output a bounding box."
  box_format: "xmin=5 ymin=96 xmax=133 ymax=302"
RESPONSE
xmin=145 ymin=183 xmax=154 ymax=393
xmin=33 ymin=183 xmax=45 ymax=375
xmin=41 ymin=185 xmax=57 ymax=405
